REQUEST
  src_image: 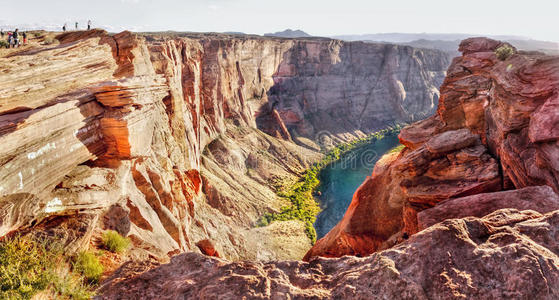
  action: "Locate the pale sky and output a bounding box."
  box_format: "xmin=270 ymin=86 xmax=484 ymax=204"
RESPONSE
xmin=1 ymin=0 xmax=557 ymax=42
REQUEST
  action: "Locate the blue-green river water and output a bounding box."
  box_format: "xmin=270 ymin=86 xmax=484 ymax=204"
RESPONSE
xmin=314 ymin=134 xmax=401 ymax=239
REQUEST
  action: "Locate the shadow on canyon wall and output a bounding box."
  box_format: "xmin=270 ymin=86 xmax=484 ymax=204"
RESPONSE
xmin=256 ymin=40 xmax=450 ymax=146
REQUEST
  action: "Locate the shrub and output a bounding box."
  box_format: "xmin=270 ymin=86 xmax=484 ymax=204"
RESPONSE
xmin=33 ymin=32 xmax=43 ymax=38
xmin=495 ymin=45 xmax=515 ymax=61
xmin=52 ymin=272 xmax=95 ymax=300
xmin=0 ymin=235 xmax=95 ymax=299
xmin=101 ymin=230 xmax=131 ymax=253
xmin=0 ymin=236 xmax=57 ymax=299
xmin=74 ymin=251 xmax=104 ymax=283
xmin=0 ymin=40 xmax=8 ymax=48
xmin=388 ymin=144 xmax=405 ymax=154
xmin=43 ymin=36 xmax=57 ymax=45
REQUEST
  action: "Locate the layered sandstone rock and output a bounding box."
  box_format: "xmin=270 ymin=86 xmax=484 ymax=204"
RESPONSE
xmin=99 ymin=209 xmax=559 ymax=299
xmin=0 ymin=30 xmax=448 ymax=261
xmin=306 ymin=37 xmax=559 ymax=260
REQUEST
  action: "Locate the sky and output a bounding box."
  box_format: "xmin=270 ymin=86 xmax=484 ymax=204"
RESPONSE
xmin=0 ymin=0 xmax=557 ymax=42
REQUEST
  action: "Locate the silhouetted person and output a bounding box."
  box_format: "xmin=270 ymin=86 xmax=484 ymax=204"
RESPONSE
xmin=12 ymin=29 xmax=19 ymax=48
xmin=63 ymin=23 xmax=67 ymax=32
xmin=75 ymin=22 xmax=78 ymax=30
xmin=88 ymin=20 xmax=91 ymax=30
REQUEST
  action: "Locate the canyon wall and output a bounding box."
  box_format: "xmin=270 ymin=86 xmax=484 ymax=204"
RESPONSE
xmin=305 ymin=38 xmax=559 ymax=260
xmin=264 ymin=39 xmax=448 ymax=142
xmin=0 ymin=30 xmax=449 ymax=261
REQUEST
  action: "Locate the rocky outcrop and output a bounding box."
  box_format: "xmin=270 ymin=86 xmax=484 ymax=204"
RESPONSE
xmin=306 ymin=37 xmax=559 ymax=260
xmin=99 ymin=208 xmax=559 ymax=299
xmin=418 ymin=185 xmax=559 ymax=229
xmin=0 ymin=30 xmax=449 ymax=261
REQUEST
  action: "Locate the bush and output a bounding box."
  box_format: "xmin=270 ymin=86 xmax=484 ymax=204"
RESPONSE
xmin=0 ymin=235 xmax=95 ymax=299
xmin=101 ymin=230 xmax=131 ymax=253
xmin=43 ymin=36 xmax=57 ymax=45
xmin=52 ymin=272 xmax=95 ymax=300
xmin=33 ymin=32 xmax=43 ymax=38
xmin=388 ymin=144 xmax=405 ymax=154
xmin=0 ymin=236 xmax=57 ymax=299
xmin=495 ymin=45 xmax=515 ymax=61
xmin=74 ymin=251 xmax=104 ymax=283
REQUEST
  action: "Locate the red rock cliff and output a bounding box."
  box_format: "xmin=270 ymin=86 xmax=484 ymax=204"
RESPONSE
xmin=305 ymin=37 xmax=559 ymax=260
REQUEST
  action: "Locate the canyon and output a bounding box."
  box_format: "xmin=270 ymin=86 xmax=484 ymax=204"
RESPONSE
xmin=1 ymin=29 xmax=558 ymax=299
xmin=0 ymin=29 xmax=448 ymax=263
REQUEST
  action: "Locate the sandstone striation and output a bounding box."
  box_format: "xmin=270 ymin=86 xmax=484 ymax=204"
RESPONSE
xmin=99 ymin=209 xmax=559 ymax=299
xmin=305 ymin=37 xmax=559 ymax=260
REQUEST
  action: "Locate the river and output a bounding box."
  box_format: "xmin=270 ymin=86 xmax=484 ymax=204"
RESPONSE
xmin=314 ymin=134 xmax=401 ymax=239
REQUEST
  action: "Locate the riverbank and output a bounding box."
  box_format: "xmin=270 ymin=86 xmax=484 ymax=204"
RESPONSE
xmin=314 ymin=135 xmax=402 ymax=238
xmin=258 ymin=125 xmax=403 ymax=243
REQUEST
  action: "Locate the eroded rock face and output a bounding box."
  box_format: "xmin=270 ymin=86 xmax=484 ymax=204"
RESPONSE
xmin=306 ymin=37 xmax=559 ymax=260
xmin=266 ymin=40 xmax=449 ymax=142
xmin=99 ymin=209 xmax=559 ymax=300
xmin=0 ymin=31 xmax=449 ymax=261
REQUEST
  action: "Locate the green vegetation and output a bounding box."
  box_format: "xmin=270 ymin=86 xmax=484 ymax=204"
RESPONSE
xmin=259 ymin=125 xmax=403 ymax=243
xmin=388 ymin=144 xmax=405 ymax=154
xmin=495 ymin=45 xmax=515 ymax=61
xmin=0 ymin=235 xmax=95 ymax=299
xmin=73 ymin=251 xmax=104 ymax=283
xmin=43 ymin=36 xmax=57 ymax=45
xmin=0 ymin=40 xmax=8 ymax=48
xmin=33 ymin=32 xmax=43 ymax=38
xmin=101 ymin=230 xmax=130 ymax=253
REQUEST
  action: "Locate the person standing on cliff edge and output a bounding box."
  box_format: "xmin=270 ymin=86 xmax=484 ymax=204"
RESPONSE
xmin=63 ymin=23 xmax=66 ymax=32
xmin=88 ymin=20 xmax=92 ymax=30
xmin=75 ymin=22 xmax=78 ymax=30
xmin=12 ymin=29 xmax=19 ymax=48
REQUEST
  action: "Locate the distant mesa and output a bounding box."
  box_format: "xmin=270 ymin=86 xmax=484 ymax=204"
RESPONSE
xmin=222 ymin=31 xmax=246 ymax=35
xmin=264 ymin=29 xmax=312 ymax=38
xmin=332 ymin=33 xmax=559 ymax=56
